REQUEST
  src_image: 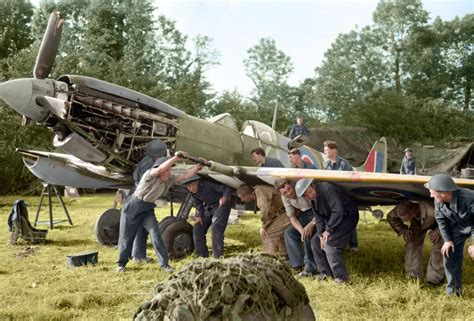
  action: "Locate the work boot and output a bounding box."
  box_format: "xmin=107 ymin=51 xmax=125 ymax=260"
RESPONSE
xmin=334 ymin=278 xmax=348 ymax=284
xmin=162 ymin=265 xmax=174 ymax=273
xmin=298 ymin=270 xmax=315 ymax=278
xmin=132 ymin=256 xmax=152 ymax=264
xmin=313 ymin=273 xmax=329 ymax=281
xmin=116 ymin=265 xmax=126 ymax=273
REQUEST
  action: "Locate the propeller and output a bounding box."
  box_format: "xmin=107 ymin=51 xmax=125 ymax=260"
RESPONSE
xmin=33 ymin=11 xmax=64 ymax=79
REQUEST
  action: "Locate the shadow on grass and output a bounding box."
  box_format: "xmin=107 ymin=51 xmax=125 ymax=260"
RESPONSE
xmin=50 ymin=239 xmax=95 ymax=247
xmin=225 ymin=244 xmax=255 ymax=256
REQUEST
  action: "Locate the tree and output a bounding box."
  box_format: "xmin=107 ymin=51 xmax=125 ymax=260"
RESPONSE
xmin=244 ymin=38 xmax=294 ymax=129
xmin=313 ymin=27 xmax=389 ymax=121
xmin=372 ymin=0 xmax=429 ymax=92
xmin=0 ymin=0 xmax=34 ymax=78
xmin=343 ymin=90 xmax=473 ymax=144
xmin=207 ymin=90 xmax=258 ymax=129
xmin=438 ymin=14 xmax=473 ymax=111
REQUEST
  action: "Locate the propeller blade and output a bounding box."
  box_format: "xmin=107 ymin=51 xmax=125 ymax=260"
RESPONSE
xmin=33 ymin=11 xmax=64 ymax=79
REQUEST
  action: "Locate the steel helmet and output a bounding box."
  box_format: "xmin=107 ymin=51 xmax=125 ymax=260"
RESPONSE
xmin=153 ymin=156 xmax=173 ymax=168
xmin=181 ymin=175 xmax=201 ymax=185
xmin=424 ymin=174 xmax=459 ymax=192
xmin=295 ymin=178 xmax=313 ymax=198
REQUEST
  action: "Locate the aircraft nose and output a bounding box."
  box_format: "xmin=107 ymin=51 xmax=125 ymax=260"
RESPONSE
xmin=0 ymin=78 xmax=55 ymax=123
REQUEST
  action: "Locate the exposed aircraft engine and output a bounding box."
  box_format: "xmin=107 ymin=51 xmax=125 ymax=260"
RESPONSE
xmin=45 ymin=75 xmax=182 ymax=173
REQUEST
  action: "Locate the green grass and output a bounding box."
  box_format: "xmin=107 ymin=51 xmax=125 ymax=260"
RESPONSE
xmin=0 ymin=195 xmax=473 ymax=320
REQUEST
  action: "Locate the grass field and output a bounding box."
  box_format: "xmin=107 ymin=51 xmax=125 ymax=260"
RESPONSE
xmin=0 ymin=194 xmax=473 ymax=320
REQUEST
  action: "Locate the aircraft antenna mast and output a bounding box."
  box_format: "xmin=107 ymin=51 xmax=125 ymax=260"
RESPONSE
xmin=271 ymin=99 xmax=278 ymax=130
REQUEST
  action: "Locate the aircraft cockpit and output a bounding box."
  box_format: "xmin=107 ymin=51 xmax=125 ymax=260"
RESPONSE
xmin=207 ymin=113 xmax=239 ymax=131
xmin=241 ymin=120 xmax=278 ymax=145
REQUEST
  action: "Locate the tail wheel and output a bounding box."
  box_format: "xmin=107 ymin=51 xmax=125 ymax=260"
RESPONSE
xmin=161 ymin=220 xmax=194 ymax=259
xmin=94 ymin=208 xmax=120 ymax=246
xmin=372 ymin=209 xmax=384 ymax=221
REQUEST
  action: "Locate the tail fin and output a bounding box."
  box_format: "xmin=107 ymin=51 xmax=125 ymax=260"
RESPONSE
xmin=355 ymin=137 xmax=387 ymax=173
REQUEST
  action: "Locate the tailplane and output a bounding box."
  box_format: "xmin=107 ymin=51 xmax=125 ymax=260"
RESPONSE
xmin=355 ymin=137 xmax=387 ymax=173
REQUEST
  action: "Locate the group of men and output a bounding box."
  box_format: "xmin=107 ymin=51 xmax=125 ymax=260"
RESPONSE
xmin=115 ymin=117 xmax=473 ymax=297
xmin=237 ymin=139 xmax=359 ymax=283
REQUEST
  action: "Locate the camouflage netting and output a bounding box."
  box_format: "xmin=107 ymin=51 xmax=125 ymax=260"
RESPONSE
xmin=307 ymin=127 xmax=474 ymax=176
xmin=306 ymin=127 xmax=400 ymax=171
xmin=134 ymin=253 xmax=315 ymax=321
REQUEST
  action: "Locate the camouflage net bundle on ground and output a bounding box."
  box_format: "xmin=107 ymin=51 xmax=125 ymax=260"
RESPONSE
xmin=134 ymin=253 xmax=315 ymax=321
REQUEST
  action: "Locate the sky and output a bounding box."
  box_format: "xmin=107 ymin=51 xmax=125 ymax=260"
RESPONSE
xmin=155 ymin=0 xmax=473 ymax=95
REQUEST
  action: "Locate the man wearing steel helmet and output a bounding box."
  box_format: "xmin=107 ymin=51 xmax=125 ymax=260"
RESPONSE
xmin=295 ymin=178 xmax=359 ymax=283
xmin=426 ymin=174 xmax=474 ymax=296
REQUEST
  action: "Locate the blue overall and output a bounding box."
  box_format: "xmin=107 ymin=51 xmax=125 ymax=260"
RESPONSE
xmin=129 ymin=140 xmax=166 ymax=260
xmin=325 ymin=156 xmax=358 ymax=249
xmin=435 ymin=188 xmax=474 ymax=295
xmin=310 ymin=182 xmax=359 ymax=281
xmin=191 ymin=180 xmax=233 ymax=258
xmin=117 ymin=195 xmax=168 ymax=268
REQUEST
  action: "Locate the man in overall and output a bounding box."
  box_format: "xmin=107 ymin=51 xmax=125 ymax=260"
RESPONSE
xmin=425 ymin=174 xmax=474 ymax=296
xmin=323 ymin=140 xmax=358 ymax=253
xmin=387 ymin=201 xmax=444 ymax=285
xmin=289 ymin=116 xmax=310 ymax=139
xmin=236 ymin=184 xmax=290 ymax=256
xmin=288 ymin=148 xmax=319 ymax=169
xmin=296 ymin=178 xmax=359 ymax=283
xmin=400 ymin=148 xmax=416 ymax=175
xmin=129 ymin=139 xmax=167 ymax=263
xmin=183 ymin=176 xmax=233 ymax=258
xmin=250 ymin=147 xmax=284 ymax=168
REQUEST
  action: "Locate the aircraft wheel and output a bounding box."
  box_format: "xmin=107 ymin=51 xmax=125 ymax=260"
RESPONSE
xmin=159 ymin=216 xmax=177 ymax=234
xmin=161 ymin=220 xmax=194 ymax=259
xmin=94 ymin=208 xmax=120 ymax=246
xmin=372 ymin=209 xmax=384 ymax=221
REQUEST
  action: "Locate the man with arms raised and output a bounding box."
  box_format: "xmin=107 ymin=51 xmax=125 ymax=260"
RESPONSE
xmin=116 ymin=153 xmax=202 ymax=272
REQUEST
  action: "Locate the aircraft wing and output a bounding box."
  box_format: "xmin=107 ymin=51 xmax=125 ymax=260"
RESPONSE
xmin=17 ymin=149 xmax=133 ymax=189
xmin=197 ymin=162 xmax=474 ymax=207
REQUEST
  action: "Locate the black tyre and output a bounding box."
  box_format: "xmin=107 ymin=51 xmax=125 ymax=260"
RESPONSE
xmin=161 ymin=220 xmax=194 ymax=259
xmin=159 ymin=216 xmax=177 ymax=234
xmin=372 ymin=209 xmax=384 ymax=221
xmin=94 ymin=208 xmax=120 ymax=246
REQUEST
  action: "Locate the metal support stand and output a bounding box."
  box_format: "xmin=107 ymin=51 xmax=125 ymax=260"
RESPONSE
xmin=34 ymin=183 xmax=73 ymax=229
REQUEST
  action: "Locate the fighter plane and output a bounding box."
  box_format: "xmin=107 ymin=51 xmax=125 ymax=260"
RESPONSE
xmin=2 ymin=12 xmax=472 ymax=258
